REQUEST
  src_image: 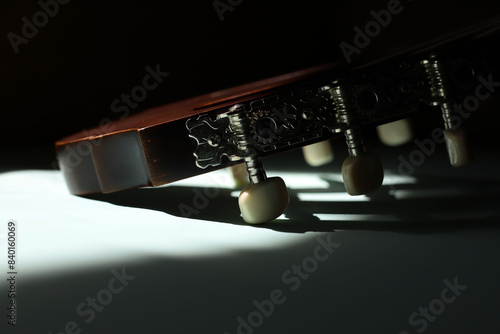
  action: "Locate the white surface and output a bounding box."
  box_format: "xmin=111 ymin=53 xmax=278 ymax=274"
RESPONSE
xmin=1 ymin=161 xmax=499 ymax=334
xmin=0 ymin=170 xmax=316 ymax=279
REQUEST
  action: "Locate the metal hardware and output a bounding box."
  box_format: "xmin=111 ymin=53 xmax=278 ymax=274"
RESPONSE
xmin=186 ymin=114 xmax=238 ymax=169
xmin=325 ymin=82 xmax=366 ymax=157
xmin=186 ymin=54 xmax=485 ymax=170
xmin=227 ymin=105 xmax=267 ymax=184
xmin=187 ymin=87 xmax=340 ymax=169
xmin=421 ymin=55 xmax=456 ymax=130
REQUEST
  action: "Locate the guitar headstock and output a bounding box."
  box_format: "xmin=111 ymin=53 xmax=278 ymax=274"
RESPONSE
xmin=55 ymin=16 xmax=500 ymax=224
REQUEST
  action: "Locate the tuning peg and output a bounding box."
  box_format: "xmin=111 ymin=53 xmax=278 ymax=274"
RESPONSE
xmin=324 ymin=82 xmax=384 ymax=195
xmin=239 ymin=176 xmax=289 ymax=224
xmin=229 ymin=164 xmax=249 ymax=188
xmin=228 ymin=105 xmax=289 ymax=224
xmin=443 ymin=127 xmax=472 ymax=167
xmin=341 ymin=126 xmax=384 ymax=195
xmin=440 ymin=103 xmax=473 ymax=167
xmin=376 ymin=118 xmax=414 ymax=147
xmin=342 ymin=150 xmax=384 ymax=195
xmin=438 ymin=101 xmax=473 ymax=167
xmin=421 ymin=56 xmax=473 ymax=167
xmin=302 ymin=140 xmax=334 ymax=166
xmin=236 ymin=155 xmax=289 ymax=224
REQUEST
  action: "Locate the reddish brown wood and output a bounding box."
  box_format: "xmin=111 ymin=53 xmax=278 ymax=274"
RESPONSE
xmin=56 ymin=62 xmax=340 ymax=144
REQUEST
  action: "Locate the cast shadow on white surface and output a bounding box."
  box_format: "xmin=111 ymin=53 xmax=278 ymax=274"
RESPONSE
xmin=85 ymin=169 xmax=500 ymax=233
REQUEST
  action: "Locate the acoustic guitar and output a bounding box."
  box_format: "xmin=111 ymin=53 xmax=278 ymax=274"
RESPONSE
xmin=55 ymin=16 xmax=500 ymax=224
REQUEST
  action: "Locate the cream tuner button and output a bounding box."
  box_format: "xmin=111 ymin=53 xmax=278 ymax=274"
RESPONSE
xmin=302 ymin=140 xmax=334 ymax=167
xmin=443 ymin=128 xmax=472 ymax=167
xmin=238 ymin=177 xmax=289 ymax=224
xmin=342 ymin=151 xmax=384 ymax=195
xmin=376 ymin=118 xmax=414 ymax=147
